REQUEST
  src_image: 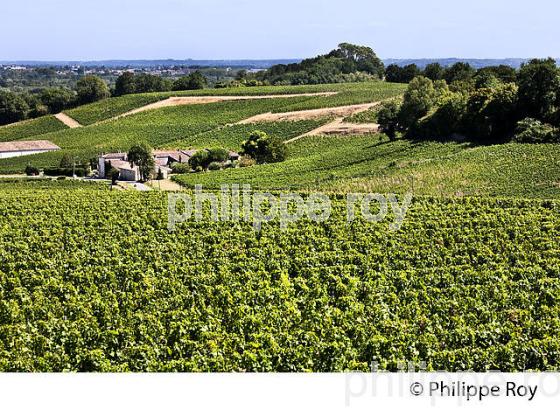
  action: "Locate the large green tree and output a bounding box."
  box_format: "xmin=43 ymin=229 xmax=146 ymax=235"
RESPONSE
xmin=172 ymin=71 xmax=207 ymax=91
xmin=444 ymin=62 xmax=476 ymax=84
xmin=114 ymin=72 xmax=137 ymax=96
xmin=517 ymin=58 xmax=560 ymax=122
xmin=0 ymin=91 xmax=29 ymax=125
xmin=399 ymin=77 xmax=448 ymax=127
xmin=424 ymin=63 xmax=445 ymax=81
xmin=128 ymin=144 xmax=155 ymax=181
xmin=241 ymin=131 xmax=287 ymax=164
xmin=40 ymin=87 xmax=77 ymax=113
xmin=377 ymin=100 xmax=402 ymax=140
xmin=76 ymin=76 xmax=110 ymax=104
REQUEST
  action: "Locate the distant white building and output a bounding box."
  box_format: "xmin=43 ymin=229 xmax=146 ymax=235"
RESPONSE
xmin=0 ymin=140 xmax=60 ymax=159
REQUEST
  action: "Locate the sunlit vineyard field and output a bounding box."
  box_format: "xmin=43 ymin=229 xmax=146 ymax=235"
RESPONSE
xmin=0 ymin=97 xmax=320 ymax=173
xmin=0 ymin=81 xmax=404 ymax=174
xmin=175 ymin=135 xmax=560 ymax=199
xmin=63 ymin=81 xmax=406 ymax=125
xmin=0 ymin=191 xmax=558 ymax=371
xmin=0 ymin=178 xmax=108 ymax=191
xmin=0 ymin=116 xmax=68 ymax=143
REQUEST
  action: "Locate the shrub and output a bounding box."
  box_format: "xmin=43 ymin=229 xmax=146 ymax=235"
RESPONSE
xmin=513 ymin=118 xmax=558 ymax=143
xmin=208 ymin=162 xmax=222 ymax=171
xmin=43 ymin=167 xmax=87 ymax=177
xmin=189 ymin=150 xmax=210 ymax=170
xmin=170 ymin=163 xmax=191 ymax=174
xmin=59 ymin=154 xmax=73 ymax=168
xmin=377 ymin=100 xmax=402 ymax=140
xmin=207 ymin=147 xmax=229 ymax=163
xmin=238 ymin=156 xmax=256 ymax=168
xmin=241 ymin=131 xmax=287 ymax=164
xmin=25 ymin=164 xmax=40 ymax=176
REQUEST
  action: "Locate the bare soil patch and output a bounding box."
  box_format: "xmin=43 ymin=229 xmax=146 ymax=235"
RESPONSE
xmin=54 ymin=113 xmax=83 ymax=128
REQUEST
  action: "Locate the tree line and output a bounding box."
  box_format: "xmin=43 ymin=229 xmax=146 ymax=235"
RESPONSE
xmin=0 ymin=71 xmax=208 ymax=126
xmin=385 ymin=61 xmax=517 ymax=84
xmin=377 ymin=58 xmax=560 ymax=144
xmin=252 ymin=43 xmax=385 ymax=85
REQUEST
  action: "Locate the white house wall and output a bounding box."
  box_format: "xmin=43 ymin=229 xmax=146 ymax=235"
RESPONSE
xmin=0 ymin=149 xmax=58 ymax=159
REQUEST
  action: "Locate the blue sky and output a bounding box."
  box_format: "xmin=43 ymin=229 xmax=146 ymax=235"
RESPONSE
xmin=1 ymin=0 xmax=558 ymax=60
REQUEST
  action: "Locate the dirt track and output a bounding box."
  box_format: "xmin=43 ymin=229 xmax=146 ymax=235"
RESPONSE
xmin=113 ymin=92 xmax=337 ymax=120
xmin=55 ymin=113 xmax=83 ymax=128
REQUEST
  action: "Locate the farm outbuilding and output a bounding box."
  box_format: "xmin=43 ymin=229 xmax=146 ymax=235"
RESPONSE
xmin=0 ymin=140 xmax=61 ymax=159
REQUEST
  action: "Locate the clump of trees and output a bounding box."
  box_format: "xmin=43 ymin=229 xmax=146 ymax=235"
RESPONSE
xmin=385 ymin=62 xmax=517 ymax=86
xmin=0 ymin=90 xmax=30 ymax=125
xmin=76 ymin=75 xmax=110 ymax=104
xmin=114 ymin=71 xmax=208 ymax=96
xmin=378 ymin=58 xmax=560 ymax=144
xmin=172 ymin=71 xmax=207 ymax=91
xmin=114 ymin=72 xmax=171 ymax=96
xmin=0 ymin=74 xmax=111 ymax=125
xmin=189 ymin=147 xmax=230 ymax=171
xmin=0 ymin=87 xmax=82 ymax=125
xmin=255 ymin=43 xmax=385 ymax=85
xmin=241 ymin=131 xmax=287 ymax=164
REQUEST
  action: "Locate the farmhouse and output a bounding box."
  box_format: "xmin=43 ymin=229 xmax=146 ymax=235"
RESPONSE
xmin=0 ymin=140 xmax=61 ymax=159
xmin=98 ymin=151 xmax=190 ymax=181
xmin=98 ymin=149 xmax=238 ymax=181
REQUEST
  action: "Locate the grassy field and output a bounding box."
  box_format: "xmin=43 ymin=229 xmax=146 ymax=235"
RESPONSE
xmin=0 ymin=116 xmax=68 ymax=142
xmin=175 ymin=136 xmax=560 ymax=199
xmin=0 ymin=190 xmax=557 ymax=371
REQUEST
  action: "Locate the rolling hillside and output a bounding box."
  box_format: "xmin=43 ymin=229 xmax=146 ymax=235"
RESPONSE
xmin=0 ymin=80 xmax=559 ymax=372
xmin=175 ymin=135 xmax=560 ymax=199
xmin=0 ymin=81 xmax=405 ymax=173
